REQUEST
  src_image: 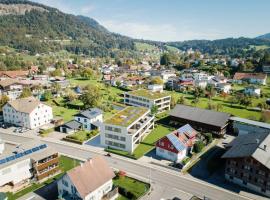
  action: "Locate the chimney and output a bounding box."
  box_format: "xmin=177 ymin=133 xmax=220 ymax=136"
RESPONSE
xmin=264 ymin=145 xmax=267 ymax=151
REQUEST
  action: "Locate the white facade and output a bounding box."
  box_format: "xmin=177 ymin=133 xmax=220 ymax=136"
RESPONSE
xmin=244 ymin=87 xmax=261 ymax=96
xmin=216 ymin=84 xmax=231 ymax=94
xmin=75 ymin=114 xmax=103 ymax=131
xmin=0 ymin=158 xmax=32 ymax=187
xmin=124 ymin=91 xmax=171 ymax=113
xmin=0 ymin=139 xmax=4 ymax=155
xmin=100 ymin=110 xmax=154 ymax=153
xmin=148 ymin=84 xmax=163 ymax=92
xmin=3 ymin=102 xmax=53 ymax=129
xmin=194 ymin=80 xmax=207 ymax=89
xmin=58 ymin=174 xmax=115 ymax=200
xmin=156 ymin=147 xmax=186 ymax=162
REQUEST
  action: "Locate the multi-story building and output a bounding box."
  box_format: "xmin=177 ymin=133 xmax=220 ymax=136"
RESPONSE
xmin=0 ymin=141 xmax=59 ymax=190
xmin=124 ymin=89 xmax=171 ymax=113
xmin=0 ymin=79 xmax=24 ymax=100
xmin=100 ymin=106 xmax=154 ymax=153
xmin=222 ymin=132 xmax=270 ymax=197
xmin=58 ymin=156 xmax=118 ymax=200
xmin=3 ymin=97 xmax=53 ymax=129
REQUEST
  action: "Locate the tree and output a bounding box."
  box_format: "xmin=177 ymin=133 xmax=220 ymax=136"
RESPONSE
xmin=115 ymin=81 xmax=121 ymax=88
xmin=223 ymin=70 xmax=230 ymax=78
xmin=20 ymin=88 xmax=32 ymax=98
xmin=170 ymin=95 xmax=177 ymax=108
xmin=216 ymin=104 xmax=223 ymax=112
xmin=205 ymin=133 xmax=213 ymax=144
xmin=193 ymin=141 xmax=205 ymax=153
xmin=160 ymin=53 xmax=170 ymax=66
xmin=228 ymin=96 xmax=239 ymax=107
xmin=80 ymin=68 xmax=94 ymax=79
xmin=50 ymin=68 xmax=62 ymax=77
xmin=80 ymin=85 xmax=102 ymax=109
xmin=0 ymin=95 xmax=9 ymax=109
xmin=177 ymin=96 xmax=186 ymax=105
xmin=52 ymin=83 xmax=61 ymax=94
xmin=150 ymin=76 xmax=163 ymax=85
xmin=240 ymin=97 xmax=252 ymax=108
xmin=151 ymin=105 xmax=158 ymax=115
xmin=43 ymin=90 xmax=52 ymax=101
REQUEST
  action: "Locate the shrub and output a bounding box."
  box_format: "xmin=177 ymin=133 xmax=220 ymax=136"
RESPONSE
xmin=205 ymin=133 xmax=213 ymax=144
xmin=193 ymin=141 xmax=205 ymax=153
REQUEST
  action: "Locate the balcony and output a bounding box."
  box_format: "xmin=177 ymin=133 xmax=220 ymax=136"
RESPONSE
xmin=34 ymin=156 xmax=59 ymax=171
xmin=36 ymin=166 xmax=60 ymax=180
xmin=102 ymin=187 xmax=118 ymax=200
xmin=128 ymin=116 xmax=154 ymax=135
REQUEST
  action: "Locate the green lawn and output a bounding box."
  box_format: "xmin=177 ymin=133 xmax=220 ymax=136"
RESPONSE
xmin=114 ymin=176 xmax=150 ymax=199
xmin=107 ymin=125 xmax=172 ymax=159
xmin=66 ymin=130 xmax=99 ymax=142
xmin=6 ymin=156 xmax=80 ymax=200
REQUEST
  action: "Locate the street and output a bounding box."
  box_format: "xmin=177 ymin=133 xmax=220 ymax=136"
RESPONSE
xmin=0 ymin=132 xmax=268 ymax=200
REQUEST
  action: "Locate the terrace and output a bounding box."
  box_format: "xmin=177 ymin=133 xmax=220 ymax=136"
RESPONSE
xmin=127 ymin=89 xmax=170 ymax=100
xmin=105 ymin=106 xmax=149 ymax=127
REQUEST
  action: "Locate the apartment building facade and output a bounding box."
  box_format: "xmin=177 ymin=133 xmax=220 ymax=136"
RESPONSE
xmin=3 ymin=97 xmax=53 ymax=129
xmin=124 ymin=89 xmax=171 ymax=113
xmin=100 ymin=106 xmax=154 ymax=153
xmin=0 ymin=142 xmax=59 ymax=190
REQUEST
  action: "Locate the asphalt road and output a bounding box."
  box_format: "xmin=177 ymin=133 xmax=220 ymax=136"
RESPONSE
xmin=1 ymin=132 xmax=268 ymax=200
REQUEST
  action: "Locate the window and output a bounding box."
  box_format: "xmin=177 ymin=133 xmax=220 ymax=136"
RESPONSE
xmin=84 ymin=119 xmax=87 ymax=122
xmin=84 ymin=125 xmax=87 ymax=129
xmin=78 ymin=118 xmax=80 ymax=122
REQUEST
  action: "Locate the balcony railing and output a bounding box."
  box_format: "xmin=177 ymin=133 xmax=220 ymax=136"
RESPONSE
xmin=34 ymin=157 xmax=59 ymax=171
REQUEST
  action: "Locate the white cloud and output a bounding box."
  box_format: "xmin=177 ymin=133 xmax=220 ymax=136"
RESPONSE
xmin=101 ymin=19 xmax=227 ymax=42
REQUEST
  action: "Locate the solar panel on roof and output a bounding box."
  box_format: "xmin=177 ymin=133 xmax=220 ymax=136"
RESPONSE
xmin=6 ymin=156 xmax=15 ymax=162
xmin=0 ymin=159 xmax=6 ymax=164
xmin=32 ymin=146 xmax=40 ymax=152
xmin=39 ymin=144 xmax=47 ymax=149
xmin=167 ymin=133 xmax=186 ymax=151
xmin=24 ymin=149 xmax=32 ymax=155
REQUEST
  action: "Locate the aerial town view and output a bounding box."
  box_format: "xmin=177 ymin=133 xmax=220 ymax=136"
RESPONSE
xmin=0 ymin=0 xmax=270 ymax=200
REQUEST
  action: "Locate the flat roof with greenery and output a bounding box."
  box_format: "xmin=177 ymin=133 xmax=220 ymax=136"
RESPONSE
xmin=127 ymin=89 xmax=170 ymax=100
xmin=105 ymin=106 xmax=148 ymax=127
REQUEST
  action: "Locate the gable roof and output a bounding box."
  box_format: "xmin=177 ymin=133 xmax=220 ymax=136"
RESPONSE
xmin=170 ymin=105 xmax=231 ymax=128
xmin=61 ymin=120 xmax=82 ymax=130
xmin=67 ymin=156 xmax=115 ymax=199
xmin=0 ymin=79 xmax=19 ymax=88
xmin=0 ymin=70 xmax=29 ymax=78
xmin=6 ymin=97 xmax=42 ymax=114
xmin=166 ymin=133 xmax=186 ymax=152
xmin=176 ymin=124 xmax=197 ymax=139
xmin=222 ymin=132 xmax=270 ymax=169
xmin=74 ymin=108 xmax=102 ymax=119
xmin=233 ymin=73 xmax=267 ymax=80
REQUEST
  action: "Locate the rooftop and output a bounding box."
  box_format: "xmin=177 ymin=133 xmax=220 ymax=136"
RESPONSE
xmin=222 ymin=132 xmax=270 ymax=169
xmin=105 ymin=106 xmax=149 ymax=127
xmin=66 ymin=156 xmax=115 ymax=199
xmin=233 ymin=72 xmax=267 ymax=80
xmin=6 ymin=96 xmax=42 ymax=114
xmin=0 ymin=141 xmax=57 ymax=169
xmin=170 ymin=104 xmax=231 ymax=128
xmin=74 ymin=108 xmax=102 ymax=119
xmin=127 ymin=89 xmax=170 ymax=100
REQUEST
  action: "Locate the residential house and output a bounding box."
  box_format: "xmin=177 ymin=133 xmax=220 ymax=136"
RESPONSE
xmin=244 ymin=86 xmax=261 ymax=97
xmin=0 ymin=142 xmax=59 ymax=190
xmin=60 ymin=108 xmax=103 ymax=134
xmin=222 ymin=132 xmax=270 ymax=197
xmin=74 ymin=108 xmax=103 ymax=131
xmin=233 ymin=73 xmax=267 ymax=85
xmin=57 ymin=156 xmax=118 ymax=200
xmin=100 ymin=106 xmax=154 ymax=153
xmin=124 ymin=89 xmax=171 ymax=113
xmin=0 ymin=71 xmax=28 ymax=79
xmin=148 ymin=84 xmax=163 ymax=92
xmin=156 ymin=124 xmax=197 ymax=162
xmin=0 ymin=79 xmax=24 ymax=100
xmin=216 ymin=83 xmax=232 ymax=94
xmin=3 ymin=97 xmax=53 ymax=129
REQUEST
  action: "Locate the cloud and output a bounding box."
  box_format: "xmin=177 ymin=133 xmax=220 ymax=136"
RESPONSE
xmin=101 ymin=19 xmax=226 ymax=42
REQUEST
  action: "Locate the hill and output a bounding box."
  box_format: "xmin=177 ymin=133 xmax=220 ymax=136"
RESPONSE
xmin=0 ymin=0 xmax=135 ymax=56
xmin=256 ymin=33 xmax=270 ymax=40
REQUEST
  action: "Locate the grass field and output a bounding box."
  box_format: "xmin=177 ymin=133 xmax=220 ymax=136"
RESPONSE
xmin=135 ymin=42 xmax=158 ymax=52
xmin=7 ymin=156 xmax=80 ymax=200
xmin=114 ymin=176 xmax=150 ymax=199
xmin=67 ymin=130 xmax=98 ymax=142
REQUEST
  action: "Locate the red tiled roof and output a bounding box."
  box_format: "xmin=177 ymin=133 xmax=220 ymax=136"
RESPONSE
xmin=0 ymin=70 xmax=28 ymax=78
xmin=233 ymin=73 xmax=267 ymax=80
xmin=67 ymin=156 xmax=115 ymax=199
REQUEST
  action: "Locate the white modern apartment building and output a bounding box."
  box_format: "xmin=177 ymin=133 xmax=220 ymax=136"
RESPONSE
xmin=100 ymin=106 xmax=154 ymax=153
xmin=124 ymin=89 xmax=171 ymax=113
xmin=3 ymin=97 xmax=53 ymax=129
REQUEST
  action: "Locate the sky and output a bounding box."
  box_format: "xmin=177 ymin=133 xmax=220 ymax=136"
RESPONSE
xmin=32 ymin=0 xmax=270 ymax=42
